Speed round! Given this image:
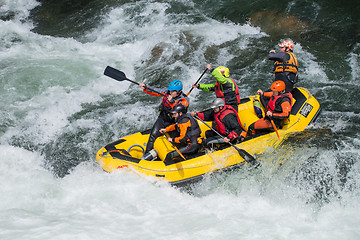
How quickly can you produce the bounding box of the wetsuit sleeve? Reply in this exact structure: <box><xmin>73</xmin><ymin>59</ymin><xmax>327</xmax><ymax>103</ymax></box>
<box><xmin>268</xmin><ymin>52</ymin><xmax>290</xmax><ymax>62</ymax></box>
<box><xmin>196</xmin><ymin>112</ymin><xmax>205</xmax><ymax>120</ymax></box>
<box><xmin>198</xmin><ymin>109</ymin><xmax>215</xmax><ymax>121</ymax></box>
<box><xmin>173</xmin><ymin>119</ymin><xmax>192</xmax><ymax>143</ymax></box>
<box><xmin>273</xmin><ymin>101</ymin><xmax>292</xmax><ymax>119</ymax></box>
<box><xmin>263</xmin><ymin>91</ymin><xmax>273</xmax><ymax>98</ymax></box>
<box><xmin>198</xmin><ymin>83</ymin><xmax>216</xmax><ymax>92</ymax></box>
<box><xmin>222</xmin><ymin>113</ymin><xmax>242</xmax><ymax>139</ymax></box>
<box><xmin>143</xmin><ymin>86</ymin><xmax>167</xmax><ymax>97</ymax></box>
<box><xmin>165</xmin><ymin>124</ymin><xmax>176</xmax><ymax>132</ymax></box>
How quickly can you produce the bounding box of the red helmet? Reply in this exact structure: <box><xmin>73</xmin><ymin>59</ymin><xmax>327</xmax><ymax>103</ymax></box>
<box><xmin>271</xmin><ymin>80</ymin><xmax>286</xmax><ymax>92</ymax></box>
<box><xmin>278</xmin><ymin>40</ymin><xmax>294</xmax><ymax>51</ymax></box>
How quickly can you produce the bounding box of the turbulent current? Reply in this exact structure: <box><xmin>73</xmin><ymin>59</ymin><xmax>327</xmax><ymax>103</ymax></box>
<box><xmin>0</xmin><ymin>0</ymin><xmax>359</xmax><ymax>239</ymax></box>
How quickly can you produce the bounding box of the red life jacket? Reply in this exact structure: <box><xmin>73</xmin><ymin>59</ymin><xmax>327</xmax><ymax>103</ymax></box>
<box><xmin>214</xmin><ymin>78</ymin><xmax>240</xmax><ymax>105</ymax></box>
<box><xmin>160</xmin><ymin>92</ymin><xmax>189</xmax><ymax>113</ymax></box>
<box><xmin>214</xmin><ymin>105</ymin><xmax>242</xmax><ymax>135</ymax></box>
<box><xmin>267</xmin><ymin>92</ymin><xmax>293</xmax><ymax>113</ymax></box>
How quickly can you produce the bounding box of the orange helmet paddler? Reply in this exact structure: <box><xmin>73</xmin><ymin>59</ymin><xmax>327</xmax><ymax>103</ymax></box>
<box><xmin>271</xmin><ymin>80</ymin><xmax>286</xmax><ymax>92</ymax></box>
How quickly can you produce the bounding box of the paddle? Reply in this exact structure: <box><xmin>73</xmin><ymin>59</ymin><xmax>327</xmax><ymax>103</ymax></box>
<box><xmin>163</xmin><ymin>133</ymin><xmax>187</xmax><ymax>161</ymax></box>
<box><xmin>186</xmin><ymin>68</ymin><xmax>207</xmax><ymax>96</ymax></box>
<box><xmin>259</xmin><ymin>94</ymin><xmax>280</xmax><ymax>140</ymax></box>
<box><xmin>104</xmin><ymin>66</ymin><xmax>166</xmax><ymax>97</ymax></box>
<box><xmin>194</xmin><ymin>115</ymin><xmax>259</xmax><ymax>166</ymax></box>
<box><xmin>270</xmin><ymin>119</ymin><xmax>281</xmax><ymax>140</ymax></box>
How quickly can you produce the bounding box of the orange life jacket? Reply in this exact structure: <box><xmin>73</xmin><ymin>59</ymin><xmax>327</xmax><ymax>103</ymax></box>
<box><xmin>274</xmin><ymin>52</ymin><xmax>298</xmax><ymax>75</ymax></box>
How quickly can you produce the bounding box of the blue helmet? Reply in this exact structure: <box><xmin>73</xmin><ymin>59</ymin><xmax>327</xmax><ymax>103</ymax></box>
<box><xmin>168</xmin><ymin>80</ymin><xmax>183</xmax><ymax>91</ymax></box>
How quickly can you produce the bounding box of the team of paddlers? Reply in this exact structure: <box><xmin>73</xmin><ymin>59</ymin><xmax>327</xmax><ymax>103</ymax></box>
<box><xmin>139</xmin><ymin>40</ymin><xmax>298</xmax><ymax>162</ymax></box>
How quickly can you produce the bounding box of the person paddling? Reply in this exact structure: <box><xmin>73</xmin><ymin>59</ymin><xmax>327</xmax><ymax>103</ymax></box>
<box><xmin>247</xmin><ymin>81</ymin><xmax>293</xmax><ymax>135</ymax></box>
<box><xmin>140</xmin><ymin>80</ymin><xmax>189</xmax><ymax>159</ymax></box>
<box><xmin>192</xmin><ymin>64</ymin><xmax>240</xmax><ymax>111</ymax></box>
<box><xmin>192</xmin><ymin>98</ymin><xmax>246</xmax><ymax>146</ymax></box>
<box><xmin>159</xmin><ymin>104</ymin><xmax>202</xmax><ymax>163</ymax></box>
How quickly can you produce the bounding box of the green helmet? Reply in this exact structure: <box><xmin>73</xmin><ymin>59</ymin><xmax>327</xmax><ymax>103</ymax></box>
<box><xmin>215</xmin><ymin>66</ymin><xmax>230</xmax><ymax>77</ymax></box>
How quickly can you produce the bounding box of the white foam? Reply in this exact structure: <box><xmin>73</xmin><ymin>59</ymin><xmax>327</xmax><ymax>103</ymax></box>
<box><xmin>0</xmin><ymin>0</ymin><xmax>40</xmax><ymax>21</ymax></box>
<box><xmin>294</xmin><ymin>43</ymin><xmax>329</xmax><ymax>84</ymax></box>
<box><xmin>347</xmin><ymin>43</ymin><xmax>360</xmax><ymax>82</ymax></box>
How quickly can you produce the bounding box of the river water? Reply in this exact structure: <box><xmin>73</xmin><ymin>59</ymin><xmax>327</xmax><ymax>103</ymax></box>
<box><xmin>1</xmin><ymin>0</ymin><xmax>359</xmax><ymax>239</ymax></box>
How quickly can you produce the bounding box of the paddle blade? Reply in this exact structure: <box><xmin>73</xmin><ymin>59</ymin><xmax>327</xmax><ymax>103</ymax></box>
<box><xmin>232</xmin><ymin>145</ymin><xmax>260</xmax><ymax>167</ymax></box>
<box><xmin>104</xmin><ymin>66</ymin><xmax>128</xmax><ymax>81</ymax></box>
<box><xmin>238</xmin><ymin>148</ymin><xmax>260</xmax><ymax>167</ymax></box>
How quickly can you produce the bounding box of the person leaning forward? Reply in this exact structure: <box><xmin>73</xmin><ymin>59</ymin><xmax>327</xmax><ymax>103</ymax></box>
<box><xmin>159</xmin><ymin>105</ymin><xmax>202</xmax><ymax>163</ymax></box>
<box><xmin>268</xmin><ymin>40</ymin><xmax>298</xmax><ymax>93</ymax></box>
<box><xmin>192</xmin><ymin>98</ymin><xmax>246</xmax><ymax>146</ymax></box>
<box><xmin>247</xmin><ymin>81</ymin><xmax>293</xmax><ymax>135</ymax></box>
<box><xmin>139</xmin><ymin>80</ymin><xmax>189</xmax><ymax>157</ymax></box>
<box><xmin>192</xmin><ymin>64</ymin><xmax>240</xmax><ymax>111</ymax></box>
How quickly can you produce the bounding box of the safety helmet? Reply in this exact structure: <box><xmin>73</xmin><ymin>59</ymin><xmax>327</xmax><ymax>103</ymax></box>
<box><xmin>278</xmin><ymin>40</ymin><xmax>294</xmax><ymax>51</ymax></box>
<box><xmin>170</xmin><ymin>104</ymin><xmax>187</xmax><ymax>114</ymax></box>
<box><xmin>211</xmin><ymin>98</ymin><xmax>225</xmax><ymax>109</ymax></box>
<box><xmin>271</xmin><ymin>80</ymin><xmax>286</xmax><ymax>92</ymax></box>
<box><xmin>215</xmin><ymin>66</ymin><xmax>230</xmax><ymax>77</ymax></box>
<box><xmin>168</xmin><ymin>80</ymin><xmax>183</xmax><ymax>91</ymax></box>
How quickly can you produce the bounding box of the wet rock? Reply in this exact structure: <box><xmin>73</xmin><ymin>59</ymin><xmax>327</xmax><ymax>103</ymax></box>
<box><xmin>249</xmin><ymin>10</ymin><xmax>309</xmax><ymax>38</ymax></box>
<box><xmin>29</xmin><ymin>0</ymin><xmax>108</xmax><ymax>38</ymax></box>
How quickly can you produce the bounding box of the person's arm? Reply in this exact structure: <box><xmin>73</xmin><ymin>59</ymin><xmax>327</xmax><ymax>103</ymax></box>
<box><xmin>196</xmin><ymin>108</ymin><xmax>214</xmax><ymax>122</ymax></box>
<box><xmin>272</xmin><ymin>101</ymin><xmax>291</xmax><ymax>119</ymax></box>
<box><xmin>268</xmin><ymin>52</ymin><xmax>290</xmax><ymax>62</ymax></box>
<box><xmin>222</xmin><ymin>114</ymin><xmax>242</xmax><ymax>140</ymax></box>
<box><xmin>198</xmin><ymin>83</ymin><xmax>216</xmax><ymax>92</ymax></box>
<box><xmin>263</xmin><ymin>91</ymin><xmax>273</xmax><ymax>98</ymax></box>
<box><xmin>143</xmin><ymin>85</ymin><xmax>167</xmax><ymax>97</ymax></box>
<box><xmin>165</xmin><ymin>124</ymin><xmax>176</xmax><ymax>132</ymax></box>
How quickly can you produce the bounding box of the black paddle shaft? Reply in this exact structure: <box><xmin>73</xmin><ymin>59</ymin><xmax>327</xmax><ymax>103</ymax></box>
<box><xmin>104</xmin><ymin>66</ymin><xmax>166</xmax><ymax>97</ymax></box>
<box><xmin>186</xmin><ymin>68</ymin><xmax>207</xmax><ymax>96</ymax></box>
<box><xmin>194</xmin><ymin>115</ymin><xmax>258</xmax><ymax>166</ymax></box>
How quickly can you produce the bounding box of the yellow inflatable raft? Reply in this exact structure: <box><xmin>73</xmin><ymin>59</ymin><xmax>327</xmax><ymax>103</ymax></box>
<box><xmin>96</xmin><ymin>87</ymin><xmax>320</xmax><ymax>186</ymax></box>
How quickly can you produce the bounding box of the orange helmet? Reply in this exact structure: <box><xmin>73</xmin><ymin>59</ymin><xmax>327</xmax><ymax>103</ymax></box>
<box><xmin>278</xmin><ymin>40</ymin><xmax>294</xmax><ymax>51</ymax></box>
<box><xmin>271</xmin><ymin>80</ymin><xmax>286</xmax><ymax>92</ymax></box>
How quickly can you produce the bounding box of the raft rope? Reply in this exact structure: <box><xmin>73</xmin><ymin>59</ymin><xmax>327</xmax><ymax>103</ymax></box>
<box><xmin>102</xmin><ymin>145</ymin><xmax>145</xmax><ymax>158</ymax></box>
<box><xmin>127</xmin><ymin>144</ymin><xmax>145</xmax><ymax>156</ymax></box>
